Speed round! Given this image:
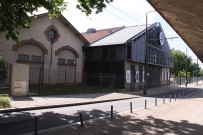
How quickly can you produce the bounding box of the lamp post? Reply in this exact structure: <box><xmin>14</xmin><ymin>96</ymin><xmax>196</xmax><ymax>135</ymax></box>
<box><xmin>185</xmin><ymin>47</ymin><xmax>188</xmax><ymax>87</ymax></box>
<box><xmin>144</xmin><ymin>10</ymin><xmax>156</xmax><ymax>95</ymax></box>
<box><xmin>196</xmin><ymin>57</ymin><xmax>198</xmax><ymax>84</ymax></box>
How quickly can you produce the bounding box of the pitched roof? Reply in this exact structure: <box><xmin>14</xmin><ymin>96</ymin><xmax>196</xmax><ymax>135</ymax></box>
<box><xmin>90</xmin><ymin>24</ymin><xmax>156</xmax><ymax>47</ymax></box>
<box><xmin>82</xmin><ymin>27</ymin><xmax>123</xmax><ymax>43</ymax></box>
<box><xmin>32</xmin><ymin>13</ymin><xmax>89</xmax><ymax>45</ymax></box>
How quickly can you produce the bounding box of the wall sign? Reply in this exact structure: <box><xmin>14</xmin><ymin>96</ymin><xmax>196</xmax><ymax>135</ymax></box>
<box><xmin>126</xmin><ymin>70</ymin><xmax>131</xmax><ymax>83</ymax></box>
<box><xmin>135</xmin><ymin>71</ymin><xmax>139</xmax><ymax>82</ymax></box>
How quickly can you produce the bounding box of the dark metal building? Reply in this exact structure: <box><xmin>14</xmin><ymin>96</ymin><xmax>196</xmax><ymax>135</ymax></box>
<box><xmin>83</xmin><ymin>23</ymin><xmax>173</xmax><ymax>91</ymax></box>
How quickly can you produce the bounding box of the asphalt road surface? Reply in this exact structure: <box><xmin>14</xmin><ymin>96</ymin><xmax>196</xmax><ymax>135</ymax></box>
<box><xmin>0</xmin><ymin>87</ymin><xmax>201</xmax><ymax>135</ymax></box>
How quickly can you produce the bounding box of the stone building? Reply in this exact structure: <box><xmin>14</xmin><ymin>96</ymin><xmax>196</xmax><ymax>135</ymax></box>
<box><xmin>0</xmin><ymin>13</ymin><xmax>89</xmax><ymax>85</ymax></box>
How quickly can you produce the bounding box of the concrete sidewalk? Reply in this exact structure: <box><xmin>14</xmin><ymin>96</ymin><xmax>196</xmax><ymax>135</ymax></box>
<box><xmin>1</xmin><ymin>82</ymin><xmax>202</xmax><ymax>112</ymax></box>
<box><xmin>36</xmin><ymin>91</ymin><xmax>203</xmax><ymax>135</ymax></box>
<box><xmin>12</xmin><ymin>85</ymin><xmax>183</xmax><ymax>108</ymax></box>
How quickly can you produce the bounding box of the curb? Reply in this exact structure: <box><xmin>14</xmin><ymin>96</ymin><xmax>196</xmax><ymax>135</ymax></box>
<box><xmin>0</xmin><ymin>97</ymin><xmax>139</xmax><ymax>113</ymax></box>
<box><xmin>0</xmin><ymin>87</ymin><xmax>186</xmax><ymax>113</ymax></box>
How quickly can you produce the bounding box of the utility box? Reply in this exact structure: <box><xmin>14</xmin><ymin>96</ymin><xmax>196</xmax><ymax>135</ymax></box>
<box><xmin>11</xmin><ymin>64</ymin><xmax>29</xmax><ymax>96</ymax></box>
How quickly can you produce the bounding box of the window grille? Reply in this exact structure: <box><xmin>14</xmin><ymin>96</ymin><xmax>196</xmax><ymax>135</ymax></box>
<box><xmin>31</xmin><ymin>55</ymin><xmax>41</xmax><ymax>62</ymax></box>
<box><xmin>18</xmin><ymin>54</ymin><xmax>29</xmax><ymax>61</ymax></box>
<box><xmin>58</xmin><ymin>58</ymin><xmax>66</xmax><ymax>64</ymax></box>
<box><xmin>67</xmin><ymin>59</ymin><xmax>74</xmax><ymax>64</ymax></box>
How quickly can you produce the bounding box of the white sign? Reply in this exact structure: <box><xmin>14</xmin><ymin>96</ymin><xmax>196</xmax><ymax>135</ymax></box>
<box><xmin>126</xmin><ymin>70</ymin><xmax>131</xmax><ymax>83</ymax></box>
<box><xmin>165</xmin><ymin>72</ymin><xmax>167</xmax><ymax>80</ymax></box>
<box><xmin>135</xmin><ymin>71</ymin><xmax>139</xmax><ymax>82</ymax></box>
<box><xmin>168</xmin><ymin>72</ymin><xmax>170</xmax><ymax>80</ymax></box>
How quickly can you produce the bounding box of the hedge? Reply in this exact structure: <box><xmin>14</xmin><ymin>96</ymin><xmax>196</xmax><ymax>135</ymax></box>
<box><xmin>0</xmin><ymin>96</ymin><xmax>11</xmax><ymax>108</ymax></box>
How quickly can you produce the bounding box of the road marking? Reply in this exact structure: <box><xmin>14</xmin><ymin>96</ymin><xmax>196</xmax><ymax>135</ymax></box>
<box><xmin>184</xmin><ymin>89</ymin><xmax>202</xmax><ymax>98</ymax></box>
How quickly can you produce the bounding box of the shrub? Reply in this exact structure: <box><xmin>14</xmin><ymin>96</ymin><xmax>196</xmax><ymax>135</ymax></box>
<box><xmin>0</xmin><ymin>96</ymin><xmax>11</xmax><ymax>108</ymax></box>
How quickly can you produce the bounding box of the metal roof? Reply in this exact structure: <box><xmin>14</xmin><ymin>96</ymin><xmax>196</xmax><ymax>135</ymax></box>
<box><xmin>90</xmin><ymin>24</ymin><xmax>154</xmax><ymax>47</ymax></box>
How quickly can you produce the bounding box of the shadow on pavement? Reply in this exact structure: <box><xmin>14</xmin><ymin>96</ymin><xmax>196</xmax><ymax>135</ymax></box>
<box><xmin>0</xmin><ymin>109</ymin><xmax>116</xmax><ymax>135</ymax></box>
<box><xmin>45</xmin><ymin>114</ymin><xmax>203</xmax><ymax>135</ymax></box>
<box><xmin>1</xmin><ymin>107</ymin><xmax>203</xmax><ymax>135</ymax></box>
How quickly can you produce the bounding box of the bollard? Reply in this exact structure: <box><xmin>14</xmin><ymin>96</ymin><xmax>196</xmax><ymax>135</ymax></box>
<box><xmin>34</xmin><ymin>117</ymin><xmax>38</xmax><ymax>135</ymax></box>
<box><xmin>170</xmin><ymin>95</ymin><xmax>171</xmax><ymax>102</ymax></box>
<box><xmin>145</xmin><ymin>100</ymin><xmax>147</xmax><ymax>109</ymax></box>
<box><xmin>111</xmin><ymin>105</ymin><xmax>113</xmax><ymax>119</ymax></box>
<box><xmin>130</xmin><ymin>102</ymin><xmax>132</xmax><ymax>113</ymax></box>
<box><xmin>163</xmin><ymin>96</ymin><xmax>165</xmax><ymax>104</ymax></box>
<box><xmin>79</xmin><ymin>112</ymin><xmax>84</xmax><ymax>127</ymax></box>
<box><xmin>155</xmin><ymin>98</ymin><xmax>157</xmax><ymax>106</ymax></box>
<box><xmin>175</xmin><ymin>94</ymin><xmax>176</xmax><ymax>101</ymax></box>
<box><xmin>179</xmin><ymin>94</ymin><xmax>180</xmax><ymax>100</ymax></box>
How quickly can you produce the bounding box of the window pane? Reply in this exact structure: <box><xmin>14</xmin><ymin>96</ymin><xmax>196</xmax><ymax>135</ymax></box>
<box><xmin>58</xmin><ymin>58</ymin><xmax>66</xmax><ymax>64</ymax></box>
<box><xmin>67</xmin><ymin>59</ymin><xmax>74</xmax><ymax>64</ymax></box>
<box><xmin>31</xmin><ymin>55</ymin><xmax>41</xmax><ymax>62</ymax></box>
<box><xmin>18</xmin><ymin>54</ymin><xmax>29</xmax><ymax>61</ymax></box>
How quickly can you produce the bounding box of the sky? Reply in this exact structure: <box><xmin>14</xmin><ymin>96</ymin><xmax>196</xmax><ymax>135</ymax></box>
<box><xmin>38</xmin><ymin>0</ymin><xmax>202</xmax><ymax>68</ymax></box>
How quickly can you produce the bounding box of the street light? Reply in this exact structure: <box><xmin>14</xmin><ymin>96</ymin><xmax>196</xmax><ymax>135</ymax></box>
<box><xmin>144</xmin><ymin>11</ymin><xmax>179</xmax><ymax>95</ymax></box>
<box><xmin>144</xmin><ymin>10</ymin><xmax>156</xmax><ymax>95</ymax></box>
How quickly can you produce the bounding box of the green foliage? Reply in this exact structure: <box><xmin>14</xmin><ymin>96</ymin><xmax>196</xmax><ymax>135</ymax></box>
<box><xmin>178</xmin><ymin>71</ymin><xmax>184</xmax><ymax>77</ymax></box>
<box><xmin>0</xmin><ymin>96</ymin><xmax>11</xmax><ymax>108</ymax></box>
<box><xmin>0</xmin><ymin>0</ymin><xmax>113</xmax><ymax>43</ymax></box>
<box><xmin>178</xmin><ymin>71</ymin><xmax>191</xmax><ymax>78</ymax></box>
<box><xmin>76</xmin><ymin>0</ymin><xmax>113</xmax><ymax>16</ymax></box>
<box><xmin>171</xmin><ymin>48</ymin><xmax>201</xmax><ymax>77</ymax></box>
<box><xmin>0</xmin><ymin>58</ymin><xmax>8</xmax><ymax>81</ymax></box>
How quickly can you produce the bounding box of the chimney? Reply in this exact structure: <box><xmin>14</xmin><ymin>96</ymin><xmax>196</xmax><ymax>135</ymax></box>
<box><xmin>86</xmin><ymin>28</ymin><xmax>96</xmax><ymax>34</ymax></box>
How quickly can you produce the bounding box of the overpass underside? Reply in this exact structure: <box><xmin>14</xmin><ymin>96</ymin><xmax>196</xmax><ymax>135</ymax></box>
<box><xmin>147</xmin><ymin>0</ymin><xmax>203</xmax><ymax>62</ymax></box>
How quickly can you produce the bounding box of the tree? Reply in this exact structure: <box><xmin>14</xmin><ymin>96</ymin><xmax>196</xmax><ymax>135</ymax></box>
<box><xmin>171</xmin><ymin>48</ymin><xmax>201</xmax><ymax>77</ymax></box>
<box><xmin>0</xmin><ymin>0</ymin><xmax>113</xmax><ymax>43</ymax></box>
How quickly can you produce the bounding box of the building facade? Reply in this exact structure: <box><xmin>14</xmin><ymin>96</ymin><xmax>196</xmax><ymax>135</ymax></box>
<box><xmin>0</xmin><ymin>13</ymin><xmax>89</xmax><ymax>85</ymax></box>
<box><xmin>83</xmin><ymin>23</ymin><xmax>173</xmax><ymax>91</ymax></box>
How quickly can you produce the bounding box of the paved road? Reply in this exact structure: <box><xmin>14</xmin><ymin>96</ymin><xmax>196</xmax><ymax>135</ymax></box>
<box><xmin>0</xmin><ymin>87</ymin><xmax>201</xmax><ymax>135</ymax></box>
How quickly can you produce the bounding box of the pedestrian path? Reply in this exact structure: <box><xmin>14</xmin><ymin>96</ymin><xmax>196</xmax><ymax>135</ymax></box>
<box><xmin>1</xmin><ymin>82</ymin><xmax>202</xmax><ymax>111</ymax></box>
<box><xmin>9</xmin><ymin>85</ymin><xmax>185</xmax><ymax>109</ymax></box>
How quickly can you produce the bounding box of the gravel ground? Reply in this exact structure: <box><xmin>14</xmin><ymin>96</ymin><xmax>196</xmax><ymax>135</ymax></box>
<box><xmin>38</xmin><ymin>89</ymin><xmax>203</xmax><ymax>135</ymax></box>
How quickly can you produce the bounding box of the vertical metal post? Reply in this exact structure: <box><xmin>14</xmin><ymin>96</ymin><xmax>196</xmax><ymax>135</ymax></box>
<box><xmin>175</xmin><ymin>94</ymin><xmax>176</xmax><ymax>101</ymax></box>
<box><xmin>100</xmin><ymin>72</ymin><xmax>102</xmax><ymax>92</ymax></box>
<box><xmin>163</xmin><ymin>96</ymin><xmax>165</xmax><ymax>104</ymax></box>
<box><xmin>179</xmin><ymin>94</ymin><xmax>180</xmax><ymax>100</ymax></box>
<box><xmin>34</xmin><ymin>117</ymin><xmax>38</xmax><ymax>135</ymax></box>
<box><xmin>38</xmin><ymin>67</ymin><xmax>42</xmax><ymax>95</ymax></box>
<box><xmin>155</xmin><ymin>97</ymin><xmax>157</xmax><ymax>106</ymax></box>
<box><xmin>196</xmin><ymin>57</ymin><xmax>198</xmax><ymax>84</ymax></box>
<box><xmin>79</xmin><ymin>113</ymin><xmax>84</xmax><ymax>127</ymax></box>
<box><xmin>145</xmin><ymin>100</ymin><xmax>147</xmax><ymax>109</ymax></box>
<box><xmin>170</xmin><ymin>95</ymin><xmax>171</xmax><ymax>102</ymax></box>
<box><xmin>185</xmin><ymin>47</ymin><xmax>188</xmax><ymax>87</ymax></box>
<box><xmin>130</xmin><ymin>102</ymin><xmax>132</xmax><ymax>113</ymax></box>
<box><xmin>84</xmin><ymin>72</ymin><xmax>86</xmax><ymax>93</ymax></box>
<box><xmin>143</xmin><ymin>13</ymin><xmax>148</xmax><ymax>95</ymax></box>
<box><xmin>111</xmin><ymin>105</ymin><xmax>113</xmax><ymax>119</ymax></box>
<box><xmin>64</xmin><ymin>70</ymin><xmax>67</xmax><ymax>94</ymax></box>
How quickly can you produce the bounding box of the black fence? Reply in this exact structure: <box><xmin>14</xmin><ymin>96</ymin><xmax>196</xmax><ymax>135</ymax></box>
<box><xmin>86</xmin><ymin>72</ymin><xmax>124</xmax><ymax>89</ymax></box>
<box><xmin>0</xmin><ymin>65</ymin><xmax>123</xmax><ymax>95</ymax></box>
<box><xmin>170</xmin><ymin>77</ymin><xmax>203</xmax><ymax>85</ymax></box>
<box><xmin>0</xmin><ymin>63</ymin><xmax>11</xmax><ymax>95</ymax></box>
<box><xmin>28</xmin><ymin>68</ymin><xmax>123</xmax><ymax>95</ymax></box>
